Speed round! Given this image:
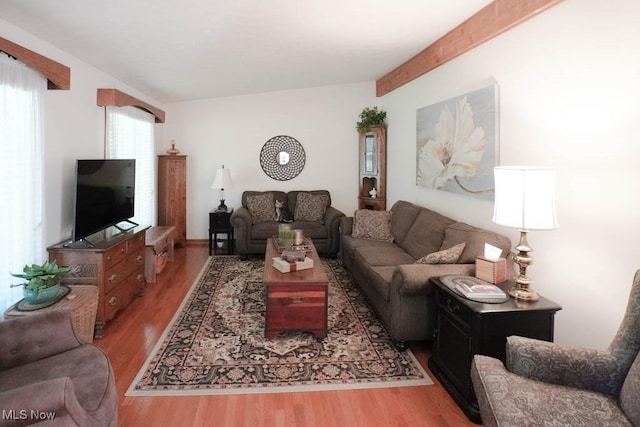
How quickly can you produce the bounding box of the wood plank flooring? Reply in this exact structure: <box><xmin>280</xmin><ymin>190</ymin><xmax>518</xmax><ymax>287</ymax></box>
<box><xmin>94</xmin><ymin>245</ymin><xmax>478</xmax><ymax>427</ymax></box>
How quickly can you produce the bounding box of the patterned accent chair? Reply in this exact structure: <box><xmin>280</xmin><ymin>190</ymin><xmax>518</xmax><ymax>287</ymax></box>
<box><xmin>471</xmin><ymin>270</ymin><xmax>640</xmax><ymax>426</ymax></box>
<box><xmin>0</xmin><ymin>309</ymin><xmax>117</xmax><ymax>426</ymax></box>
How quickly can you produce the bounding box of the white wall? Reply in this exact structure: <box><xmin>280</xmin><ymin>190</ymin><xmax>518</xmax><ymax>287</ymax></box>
<box><xmin>0</xmin><ymin>18</ymin><xmax>164</xmax><ymax>253</ymax></box>
<box><xmin>381</xmin><ymin>0</ymin><xmax>640</xmax><ymax>349</ymax></box>
<box><xmin>163</xmin><ymin>82</ymin><xmax>377</xmax><ymax>239</ymax></box>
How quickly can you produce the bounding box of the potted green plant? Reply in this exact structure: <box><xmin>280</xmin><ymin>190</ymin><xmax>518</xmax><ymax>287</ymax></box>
<box><xmin>10</xmin><ymin>261</ymin><xmax>73</xmax><ymax>304</ymax></box>
<box><xmin>356</xmin><ymin>106</ymin><xmax>387</xmax><ymax>132</ymax></box>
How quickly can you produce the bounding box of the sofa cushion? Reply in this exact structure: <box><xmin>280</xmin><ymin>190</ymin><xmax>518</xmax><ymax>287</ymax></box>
<box><xmin>294</xmin><ymin>192</ymin><xmax>329</xmax><ymax>223</ymax></box>
<box><xmin>441</xmin><ymin>222</ymin><xmax>512</xmax><ymax>264</ymax></box>
<box><xmin>400</xmin><ymin>209</ymin><xmax>455</xmax><ymax>260</ymax></box>
<box><xmin>620</xmin><ymin>351</ymin><xmax>640</xmax><ymax>425</ymax></box>
<box><xmin>352</xmin><ymin>210</ymin><xmax>393</xmax><ymax>242</ymax></box>
<box><xmin>353</xmin><ymin>245</ymin><xmax>416</xmax><ymax>269</ymax></box>
<box><xmin>246</xmin><ymin>193</ymin><xmax>277</xmax><ymax>224</ymax></box>
<box><xmin>416</xmin><ymin>242</ymin><xmax>466</xmax><ymax>264</ymax></box>
<box><xmin>341</xmin><ymin>235</ymin><xmax>396</xmax><ymax>262</ymax></box>
<box><xmin>389</xmin><ymin>201</ymin><xmax>422</xmax><ymax>246</ymax></box>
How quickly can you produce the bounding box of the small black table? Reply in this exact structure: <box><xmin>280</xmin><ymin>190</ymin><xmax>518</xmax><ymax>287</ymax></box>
<box><xmin>209</xmin><ymin>209</ymin><xmax>234</xmax><ymax>255</ymax></box>
<box><xmin>428</xmin><ymin>276</ymin><xmax>562</xmax><ymax>423</ymax></box>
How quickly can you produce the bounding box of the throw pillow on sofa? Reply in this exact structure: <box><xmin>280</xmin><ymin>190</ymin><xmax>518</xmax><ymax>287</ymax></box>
<box><xmin>247</xmin><ymin>193</ymin><xmax>277</xmax><ymax>224</ymax></box>
<box><xmin>294</xmin><ymin>192</ymin><xmax>329</xmax><ymax>223</ymax></box>
<box><xmin>415</xmin><ymin>242</ymin><xmax>466</xmax><ymax>264</ymax></box>
<box><xmin>352</xmin><ymin>209</ymin><xmax>394</xmax><ymax>242</ymax></box>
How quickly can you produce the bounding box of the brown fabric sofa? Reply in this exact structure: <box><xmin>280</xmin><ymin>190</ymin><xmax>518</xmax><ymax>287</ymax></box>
<box><xmin>231</xmin><ymin>190</ymin><xmax>345</xmax><ymax>258</ymax></box>
<box><xmin>340</xmin><ymin>200</ymin><xmax>512</xmax><ymax>349</ymax></box>
<box><xmin>0</xmin><ymin>309</ymin><xmax>117</xmax><ymax>426</ymax></box>
<box><xmin>471</xmin><ymin>270</ymin><xmax>640</xmax><ymax>427</ymax></box>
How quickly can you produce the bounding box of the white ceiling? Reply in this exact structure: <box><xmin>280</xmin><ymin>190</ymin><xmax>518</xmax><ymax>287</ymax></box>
<box><xmin>0</xmin><ymin>0</ymin><xmax>492</xmax><ymax>103</ymax></box>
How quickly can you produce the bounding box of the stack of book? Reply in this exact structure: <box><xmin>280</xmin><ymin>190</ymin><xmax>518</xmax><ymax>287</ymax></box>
<box><xmin>272</xmin><ymin>250</ymin><xmax>314</xmax><ymax>273</ymax></box>
<box><xmin>454</xmin><ymin>281</ymin><xmax>506</xmax><ymax>298</ymax></box>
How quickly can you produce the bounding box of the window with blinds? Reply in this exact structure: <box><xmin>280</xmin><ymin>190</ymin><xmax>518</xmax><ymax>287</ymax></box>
<box><xmin>105</xmin><ymin>105</ymin><xmax>156</xmax><ymax>229</ymax></box>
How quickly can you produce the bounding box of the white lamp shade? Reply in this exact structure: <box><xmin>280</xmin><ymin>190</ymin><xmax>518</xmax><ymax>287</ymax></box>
<box><xmin>493</xmin><ymin>166</ymin><xmax>559</xmax><ymax>230</ymax></box>
<box><xmin>210</xmin><ymin>166</ymin><xmax>233</xmax><ymax>190</ymax></box>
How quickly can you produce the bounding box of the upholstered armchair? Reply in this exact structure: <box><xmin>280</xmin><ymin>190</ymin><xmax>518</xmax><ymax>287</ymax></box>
<box><xmin>471</xmin><ymin>270</ymin><xmax>640</xmax><ymax>426</ymax></box>
<box><xmin>0</xmin><ymin>309</ymin><xmax>117</xmax><ymax>426</ymax></box>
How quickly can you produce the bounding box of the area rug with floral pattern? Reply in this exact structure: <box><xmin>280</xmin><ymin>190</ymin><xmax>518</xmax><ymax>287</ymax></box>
<box><xmin>126</xmin><ymin>256</ymin><xmax>432</xmax><ymax>396</ymax></box>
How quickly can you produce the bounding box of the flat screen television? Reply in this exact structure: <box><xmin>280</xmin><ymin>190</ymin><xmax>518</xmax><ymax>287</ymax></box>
<box><xmin>73</xmin><ymin>159</ymin><xmax>136</xmax><ymax>241</ymax></box>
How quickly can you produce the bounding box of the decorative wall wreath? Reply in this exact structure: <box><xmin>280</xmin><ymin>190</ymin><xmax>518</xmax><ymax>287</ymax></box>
<box><xmin>259</xmin><ymin>135</ymin><xmax>306</xmax><ymax>181</ymax></box>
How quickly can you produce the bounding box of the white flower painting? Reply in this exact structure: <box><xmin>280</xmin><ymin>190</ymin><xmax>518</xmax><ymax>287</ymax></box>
<box><xmin>416</xmin><ymin>84</ymin><xmax>498</xmax><ymax>199</ymax></box>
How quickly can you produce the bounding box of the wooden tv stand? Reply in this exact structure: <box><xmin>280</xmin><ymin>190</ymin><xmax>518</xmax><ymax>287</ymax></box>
<box><xmin>47</xmin><ymin>225</ymin><xmax>149</xmax><ymax>338</ymax></box>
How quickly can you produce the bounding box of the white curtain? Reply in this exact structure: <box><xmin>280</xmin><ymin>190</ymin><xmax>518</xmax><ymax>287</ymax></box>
<box><xmin>106</xmin><ymin>106</ymin><xmax>156</xmax><ymax>229</ymax></box>
<box><xmin>0</xmin><ymin>53</ymin><xmax>46</xmax><ymax>308</ymax></box>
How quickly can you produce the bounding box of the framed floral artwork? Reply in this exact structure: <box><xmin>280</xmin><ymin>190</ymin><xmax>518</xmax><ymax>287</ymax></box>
<box><xmin>416</xmin><ymin>84</ymin><xmax>498</xmax><ymax>199</ymax></box>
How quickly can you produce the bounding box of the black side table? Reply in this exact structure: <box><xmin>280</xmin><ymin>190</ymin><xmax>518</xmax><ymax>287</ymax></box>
<box><xmin>428</xmin><ymin>277</ymin><xmax>562</xmax><ymax>423</ymax></box>
<box><xmin>209</xmin><ymin>209</ymin><xmax>234</xmax><ymax>255</ymax></box>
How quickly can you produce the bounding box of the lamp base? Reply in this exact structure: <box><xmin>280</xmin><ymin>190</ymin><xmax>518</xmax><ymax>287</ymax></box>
<box><xmin>507</xmin><ymin>286</ymin><xmax>539</xmax><ymax>302</ymax></box>
<box><xmin>215</xmin><ymin>199</ymin><xmax>228</xmax><ymax>212</ymax></box>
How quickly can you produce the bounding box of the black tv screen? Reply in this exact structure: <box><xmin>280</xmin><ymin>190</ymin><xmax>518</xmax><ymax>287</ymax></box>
<box><xmin>73</xmin><ymin>159</ymin><xmax>136</xmax><ymax>241</ymax></box>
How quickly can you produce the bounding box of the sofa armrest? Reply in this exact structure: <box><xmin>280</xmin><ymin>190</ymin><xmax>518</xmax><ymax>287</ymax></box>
<box><xmin>340</xmin><ymin>216</ymin><xmax>353</xmax><ymax>237</ymax></box>
<box><xmin>0</xmin><ymin>377</ymin><xmax>93</xmax><ymax>426</ymax></box>
<box><xmin>230</xmin><ymin>206</ymin><xmax>252</xmax><ymax>229</ymax></box>
<box><xmin>323</xmin><ymin>206</ymin><xmax>345</xmax><ymax>255</ymax></box>
<box><xmin>0</xmin><ymin>310</ymin><xmax>82</xmax><ymax>370</ymax></box>
<box><xmin>506</xmin><ymin>336</ymin><xmax>626</xmax><ymax>396</ymax></box>
<box><xmin>392</xmin><ymin>263</ymin><xmax>475</xmax><ymax>296</ymax></box>
<box><xmin>230</xmin><ymin>207</ymin><xmax>253</xmax><ymax>255</ymax></box>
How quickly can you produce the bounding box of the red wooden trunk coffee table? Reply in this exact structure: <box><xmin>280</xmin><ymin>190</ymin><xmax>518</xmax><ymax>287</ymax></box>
<box><xmin>263</xmin><ymin>238</ymin><xmax>328</xmax><ymax>339</ymax></box>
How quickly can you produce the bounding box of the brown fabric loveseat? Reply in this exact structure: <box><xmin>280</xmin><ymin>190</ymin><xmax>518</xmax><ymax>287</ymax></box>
<box><xmin>0</xmin><ymin>309</ymin><xmax>117</xmax><ymax>426</ymax></box>
<box><xmin>340</xmin><ymin>200</ymin><xmax>512</xmax><ymax>349</ymax></box>
<box><xmin>231</xmin><ymin>190</ymin><xmax>345</xmax><ymax>258</ymax></box>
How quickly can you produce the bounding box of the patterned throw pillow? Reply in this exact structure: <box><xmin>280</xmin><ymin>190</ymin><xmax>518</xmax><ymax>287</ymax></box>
<box><xmin>415</xmin><ymin>242</ymin><xmax>466</xmax><ymax>264</ymax></box>
<box><xmin>294</xmin><ymin>193</ymin><xmax>329</xmax><ymax>223</ymax></box>
<box><xmin>246</xmin><ymin>193</ymin><xmax>276</xmax><ymax>224</ymax></box>
<box><xmin>351</xmin><ymin>210</ymin><xmax>393</xmax><ymax>242</ymax></box>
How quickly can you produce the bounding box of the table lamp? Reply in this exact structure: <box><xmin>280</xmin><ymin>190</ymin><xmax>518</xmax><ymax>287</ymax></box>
<box><xmin>492</xmin><ymin>166</ymin><xmax>558</xmax><ymax>301</ymax></box>
<box><xmin>210</xmin><ymin>165</ymin><xmax>233</xmax><ymax>212</ymax></box>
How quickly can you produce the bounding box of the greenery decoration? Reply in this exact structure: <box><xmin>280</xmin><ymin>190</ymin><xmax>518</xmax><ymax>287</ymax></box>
<box><xmin>356</xmin><ymin>107</ymin><xmax>387</xmax><ymax>132</ymax></box>
<box><xmin>10</xmin><ymin>261</ymin><xmax>73</xmax><ymax>293</ymax></box>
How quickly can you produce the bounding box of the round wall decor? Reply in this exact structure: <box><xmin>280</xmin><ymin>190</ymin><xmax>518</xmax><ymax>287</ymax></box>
<box><xmin>259</xmin><ymin>135</ymin><xmax>306</xmax><ymax>181</ymax></box>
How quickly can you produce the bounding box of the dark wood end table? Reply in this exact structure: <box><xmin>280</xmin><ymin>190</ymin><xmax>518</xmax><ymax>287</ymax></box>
<box><xmin>209</xmin><ymin>209</ymin><xmax>234</xmax><ymax>255</ymax></box>
<box><xmin>428</xmin><ymin>276</ymin><xmax>562</xmax><ymax>423</ymax></box>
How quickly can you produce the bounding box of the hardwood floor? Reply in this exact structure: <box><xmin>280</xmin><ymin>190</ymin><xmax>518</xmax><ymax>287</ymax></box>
<box><xmin>94</xmin><ymin>245</ymin><xmax>478</xmax><ymax>427</ymax></box>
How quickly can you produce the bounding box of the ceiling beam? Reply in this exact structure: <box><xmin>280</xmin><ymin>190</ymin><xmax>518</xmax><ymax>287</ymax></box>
<box><xmin>376</xmin><ymin>0</ymin><xmax>565</xmax><ymax>97</ymax></box>
<box><xmin>0</xmin><ymin>36</ymin><xmax>70</xmax><ymax>90</ymax></box>
<box><xmin>97</xmin><ymin>88</ymin><xmax>165</xmax><ymax>123</ymax></box>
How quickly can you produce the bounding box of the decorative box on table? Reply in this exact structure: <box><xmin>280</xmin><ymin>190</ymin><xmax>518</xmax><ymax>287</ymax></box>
<box><xmin>475</xmin><ymin>256</ymin><xmax>507</xmax><ymax>284</ymax></box>
<box><xmin>272</xmin><ymin>256</ymin><xmax>314</xmax><ymax>273</ymax></box>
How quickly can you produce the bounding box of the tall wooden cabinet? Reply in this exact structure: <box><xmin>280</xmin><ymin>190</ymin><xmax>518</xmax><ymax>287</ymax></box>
<box><xmin>358</xmin><ymin>125</ymin><xmax>387</xmax><ymax>210</ymax></box>
<box><xmin>157</xmin><ymin>155</ymin><xmax>187</xmax><ymax>245</ymax></box>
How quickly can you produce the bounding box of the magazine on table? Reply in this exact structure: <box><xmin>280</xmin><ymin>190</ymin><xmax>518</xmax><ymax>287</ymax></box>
<box><xmin>454</xmin><ymin>281</ymin><xmax>506</xmax><ymax>298</ymax></box>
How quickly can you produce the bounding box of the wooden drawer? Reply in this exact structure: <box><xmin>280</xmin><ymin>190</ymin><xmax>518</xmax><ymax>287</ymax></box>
<box><xmin>104</xmin><ymin>241</ymin><xmax>127</xmax><ymax>269</ymax></box>
<box><xmin>104</xmin><ymin>264</ymin><xmax>127</xmax><ymax>294</ymax></box>
<box><xmin>103</xmin><ymin>249</ymin><xmax>144</xmax><ymax>294</ymax></box>
<box><xmin>103</xmin><ymin>277</ymin><xmax>138</xmax><ymax>321</ymax></box>
<box><xmin>438</xmin><ymin>289</ymin><xmax>472</xmax><ymax>327</ymax></box>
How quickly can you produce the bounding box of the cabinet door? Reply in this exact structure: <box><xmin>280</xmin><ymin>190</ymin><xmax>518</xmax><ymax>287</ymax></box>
<box><xmin>435</xmin><ymin>303</ymin><xmax>472</xmax><ymax>397</ymax></box>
